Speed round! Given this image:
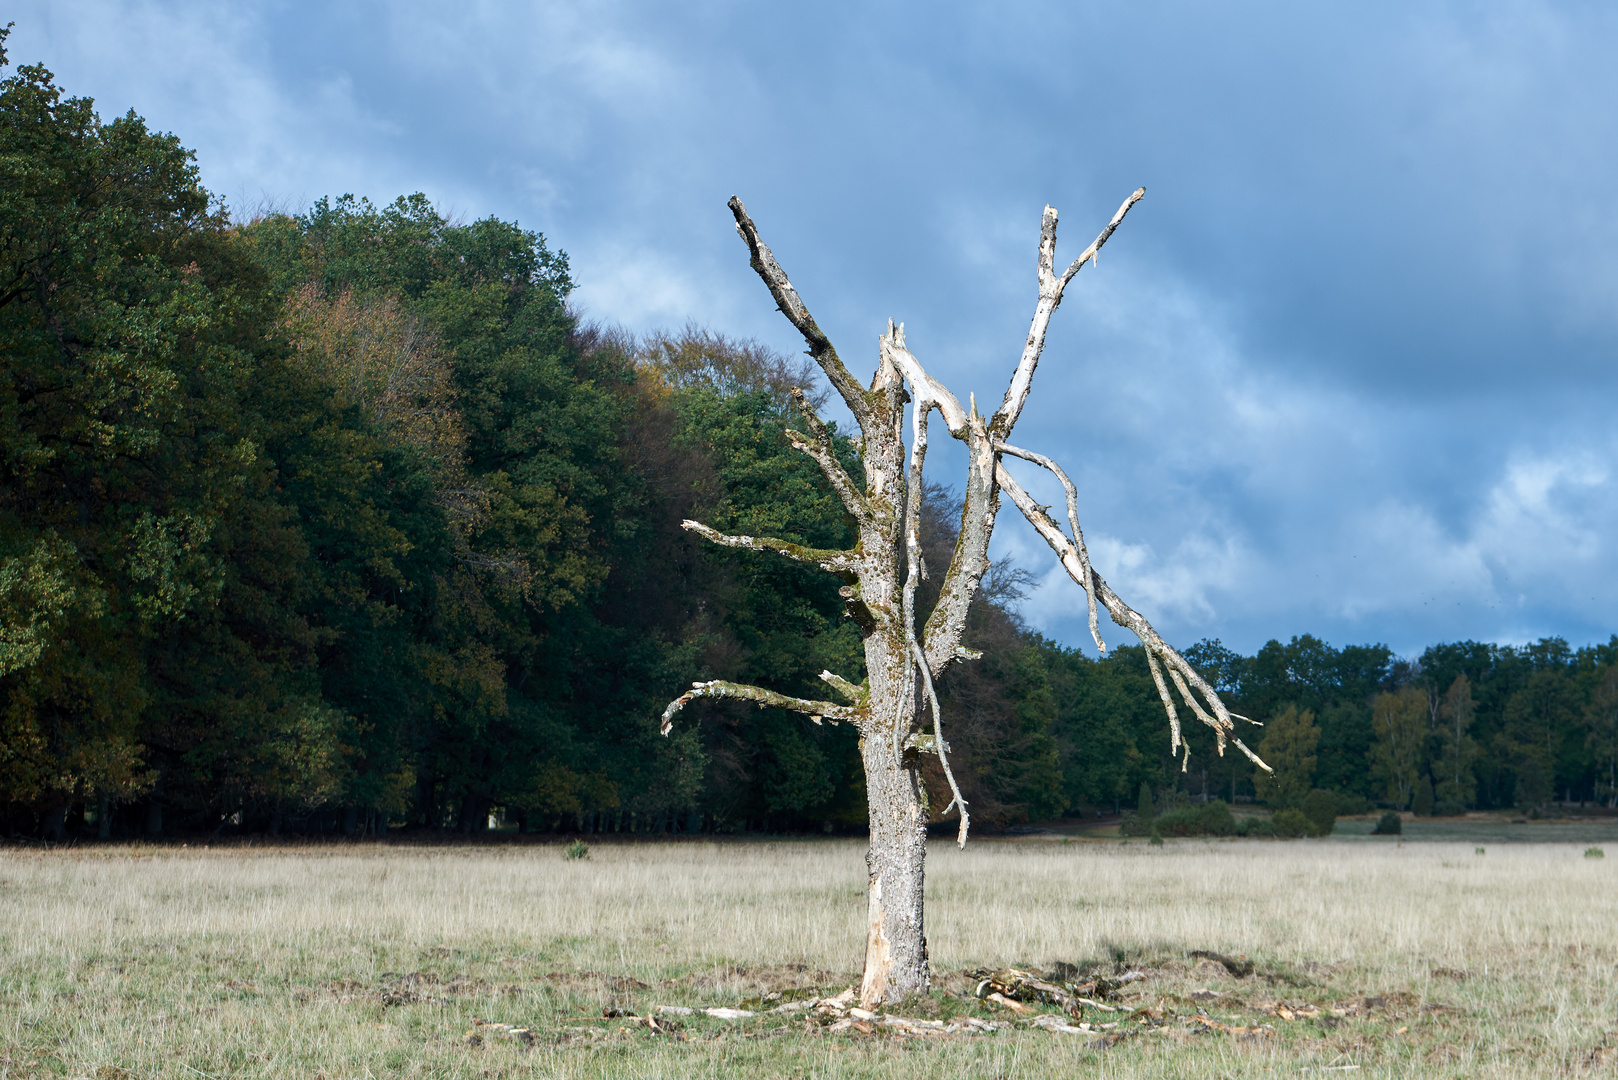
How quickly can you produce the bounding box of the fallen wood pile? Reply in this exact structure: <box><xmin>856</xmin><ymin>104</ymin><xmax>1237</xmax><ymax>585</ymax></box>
<box><xmin>465</xmin><ymin>962</ymin><xmax>1447</xmax><ymax>1050</ymax></box>
<box><xmin>969</xmin><ymin>966</ymin><xmax>1148</xmax><ymax>1020</ymax></box>
<box><xmin>658</xmin><ymin>987</ymin><xmax>1003</xmax><ymax>1038</ymax></box>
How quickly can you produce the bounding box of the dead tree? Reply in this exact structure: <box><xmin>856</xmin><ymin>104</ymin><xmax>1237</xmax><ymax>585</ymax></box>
<box><xmin>661</xmin><ymin>191</ymin><xmax>1269</xmax><ymax>1007</ymax></box>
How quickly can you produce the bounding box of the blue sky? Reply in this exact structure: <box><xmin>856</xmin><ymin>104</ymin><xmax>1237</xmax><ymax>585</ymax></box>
<box><xmin>15</xmin><ymin>2</ymin><xmax>1618</xmax><ymax>658</ymax></box>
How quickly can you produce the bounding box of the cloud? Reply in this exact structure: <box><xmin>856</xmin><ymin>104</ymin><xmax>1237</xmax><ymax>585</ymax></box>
<box><xmin>15</xmin><ymin>0</ymin><xmax>1618</xmax><ymax>657</ymax></box>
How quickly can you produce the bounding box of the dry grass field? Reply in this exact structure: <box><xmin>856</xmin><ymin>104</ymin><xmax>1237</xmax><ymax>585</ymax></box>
<box><xmin>2</xmin><ymin>834</ymin><xmax>1615</xmax><ymax>1078</ymax></box>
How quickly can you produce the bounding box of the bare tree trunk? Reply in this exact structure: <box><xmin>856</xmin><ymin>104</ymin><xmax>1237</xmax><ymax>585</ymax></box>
<box><xmin>661</xmin><ymin>191</ymin><xmax>1269</xmax><ymax>1009</ymax></box>
<box><xmin>858</xmin><ymin>717</ymin><xmax>929</xmax><ymax>1002</ymax></box>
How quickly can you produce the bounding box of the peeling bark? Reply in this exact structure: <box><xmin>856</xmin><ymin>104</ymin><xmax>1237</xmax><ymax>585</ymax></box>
<box><xmin>660</xmin><ymin>191</ymin><xmax>1267</xmax><ymax>1007</ymax></box>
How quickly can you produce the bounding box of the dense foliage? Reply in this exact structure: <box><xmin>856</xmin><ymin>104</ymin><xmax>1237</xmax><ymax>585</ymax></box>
<box><xmin>3</xmin><ymin>44</ymin><xmax>1616</xmax><ymax>838</ymax></box>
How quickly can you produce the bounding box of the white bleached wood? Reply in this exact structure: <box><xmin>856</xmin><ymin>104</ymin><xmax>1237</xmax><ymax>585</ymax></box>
<box><xmin>992</xmin><ymin>188</ymin><xmax>1145</xmax><ymax>437</ymax></box>
<box><xmin>994</xmin><ymin>461</ymin><xmax>1270</xmax><ymax>771</ymax></box>
<box><xmin>662</xmin><ymin>189</ymin><xmax>1266</xmax><ymax>1008</ymax></box>
<box><xmin>996</xmin><ymin>440</ymin><xmax>1104</xmax><ymax>653</ymax></box>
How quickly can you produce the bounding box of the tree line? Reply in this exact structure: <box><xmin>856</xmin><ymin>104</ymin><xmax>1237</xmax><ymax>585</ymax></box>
<box><xmin>2</xmin><ymin>41</ymin><xmax>1614</xmax><ymax>839</ymax></box>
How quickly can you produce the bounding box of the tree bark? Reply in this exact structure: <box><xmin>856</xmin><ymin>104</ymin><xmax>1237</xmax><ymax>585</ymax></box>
<box><xmin>857</xmin><ymin>712</ymin><xmax>929</xmax><ymax>1003</ymax></box>
<box><xmin>663</xmin><ymin>190</ymin><xmax>1268</xmax><ymax>1011</ymax></box>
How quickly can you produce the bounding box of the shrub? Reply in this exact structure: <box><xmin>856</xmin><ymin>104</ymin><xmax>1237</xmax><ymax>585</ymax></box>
<box><xmin>1237</xmin><ymin>816</ymin><xmax>1275</xmax><ymax>837</ymax></box>
<box><xmin>1137</xmin><ymin>780</ymin><xmax>1155</xmax><ymax>820</ymax></box>
<box><xmin>1153</xmin><ymin>800</ymin><xmax>1238</xmax><ymax>838</ymax></box>
<box><xmin>1301</xmin><ymin>790</ymin><xmax>1338</xmax><ymax>837</ymax></box>
<box><xmin>1333</xmin><ymin>792</ymin><xmax>1373</xmax><ymax>815</ymax></box>
<box><xmin>1148</xmin><ymin>825</ymin><xmax>1164</xmax><ymax>846</ymax></box>
<box><xmin>1272</xmin><ymin>808</ymin><xmax>1313</xmax><ymax>838</ymax></box>
<box><xmin>1434</xmin><ymin>799</ymin><xmax>1466</xmax><ymax>818</ymax></box>
<box><xmin>563</xmin><ymin>839</ymin><xmax>590</xmax><ymax>860</ymax></box>
<box><xmin>1585</xmin><ymin>847</ymin><xmax>1605</xmax><ymax>859</ymax></box>
<box><xmin>1371</xmin><ymin>811</ymin><xmax>1402</xmax><ymax>835</ymax></box>
<box><xmin>1412</xmin><ymin>776</ymin><xmax>1435</xmax><ymax>817</ymax></box>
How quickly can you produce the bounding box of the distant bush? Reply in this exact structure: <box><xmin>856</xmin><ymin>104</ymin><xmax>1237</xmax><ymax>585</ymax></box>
<box><xmin>1333</xmin><ymin>792</ymin><xmax>1373</xmax><ymax>815</ymax></box>
<box><xmin>1301</xmin><ymin>790</ymin><xmax>1338</xmax><ymax>837</ymax></box>
<box><xmin>1371</xmin><ymin>811</ymin><xmax>1402</xmax><ymax>835</ymax></box>
<box><xmin>563</xmin><ymin>839</ymin><xmax>590</xmax><ymax>860</ymax></box>
<box><xmin>1585</xmin><ymin>847</ymin><xmax>1604</xmax><ymax>859</ymax></box>
<box><xmin>1153</xmin><ymin>800</ymin><xmax>1238</xmax><ymax>838</ymax></box>
<box><xmin>1412</xmin><ymin>777</ymin><xmax>1435</xmax><ymax>817</ymax></box>
<box><xmin>1434</xmin><ymin>799</ymin><xmax>1466</xmax><ymax>818</ymax></box>
<box><xmin>1237</xmin><ymin>816</ymin><xmax>1276</xmax><ymax>837</ymax></box>
<box><xmin>1272</xmin><ymin>808</ymin><xmax>1314</xmax><ymax>838</ymax></box>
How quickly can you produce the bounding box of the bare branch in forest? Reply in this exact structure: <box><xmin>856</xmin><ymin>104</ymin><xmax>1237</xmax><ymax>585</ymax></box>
<box><xmin>728</xmin><ymin>197</ymin><xmax>870</xmax><ymax>424</ymax></box>
<box><xmin>680</xmin><ymin>520</ymin><xmax>859</xmax><ymax>575</ymax></box>
<box><xmin>819</xmin><ymin>670</ymin><xmax>865</xmax><ymax>702</ymax></box>
<box><xmin>784</xmin><ymin>387</ymin><xmax>869</xmax><ymax>523</ymax></box>
<box><xmin>659</xmin><ymin>679</ymin><xmax>861</xmax><ymax>735</ymax></box>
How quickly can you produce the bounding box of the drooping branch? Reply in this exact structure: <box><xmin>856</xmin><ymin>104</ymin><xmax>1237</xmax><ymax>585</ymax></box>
<box><xmin>893</xmin><ymin>379</ymin><xmax>968</xmax><ymax>845</ymax></box>
<box><xmin>660</xmin><ymin>679</ymin><xmax>861</xmax><ymax>735</ymax></box>
<box><xmin>995</xmin><ymin>461</ymin><xmax>1269</xmax><ymax>772</ymax></box>
<box><xmin>680</xmin><ymin>520</ymin><xmax>860</xmax><ymax>576</ymax></box>
<box><xmin>784</xmin><ymin>387</ymin><xmax>869</xmax><ymax>524</ymax></box>
<box><xmin>991</xmin><ymin>188</ymin><xmax>1146</xmax><ymax>438</ymax></box>
<box><xmin>1143</xmin><ymin>647</ymin><xmax>1186</xmax><ymax>768</ymax></box>
<box><xmin>996</xmin><ymin>440</ymin><xmax>1104</xmax><ymax>654</ymax></box>
<box><xmin>728</xmin><ymin>197</ymin><xmax>871</xmax><ymax>425</ymax></box>
<box><xmin>914</xmin><ymin>639</ymin><xmax>969</xmax><ymax>847</ymax></box>
<box><xmin>896</xmin><ymin>376</ymin><xmax>931</xmax><ymax>766</ymax></box>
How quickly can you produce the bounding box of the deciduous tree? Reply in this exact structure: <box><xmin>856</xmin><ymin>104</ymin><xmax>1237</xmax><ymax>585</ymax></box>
<box><xmin>1252</xmin><ymin>706</ymin><xmax>1319</xmax><ymax>808</ymax></box>
<box><xmin>1371</xmin><ymin>687</ymin><xmax>1426</xmax><ymax>809</ymax></box>
<box><xmin>1434</xmin><ymin>674</ymin><xmax>1477</xmax><ymax>811</ymax></box>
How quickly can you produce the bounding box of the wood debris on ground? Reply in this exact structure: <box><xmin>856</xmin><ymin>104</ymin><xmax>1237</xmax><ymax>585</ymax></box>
<box><xmin>469</xmin><ymin>961</ymin><xmax>1454</xmax><ymax>1051</ymax></box>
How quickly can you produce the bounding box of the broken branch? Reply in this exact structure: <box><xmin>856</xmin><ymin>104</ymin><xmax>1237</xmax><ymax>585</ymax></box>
<box><xmin>682</xmin><ymin>519</ymin><xmax>859</xmax><ymax>575</ymax></box>
<box><xmin>993</xmin><ymin>188</ymin><xmax>1146</xmax><ymax>437</ymax></box>
<box><xmin>784</xmin><ymin>387</ymin><xmax>869</xmax><ymax>523</ymax></box>
<box><xmin>819</xmin><ymin>670</ymin><xmax>865</xmax><ymax>703</ymax></box>
<box><xmin>659</xmin><ymin>679</ymin><xmax>860</xmax><ymax>735</ymax></box>
<box><xmin>728</xmin><ymin>197</ymin><xmax>870</xmax><ymax>424</ymax></box>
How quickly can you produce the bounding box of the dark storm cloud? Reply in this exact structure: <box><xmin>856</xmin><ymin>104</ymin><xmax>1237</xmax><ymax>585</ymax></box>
<box><xmin>17</xmin><ymin>0</ymin><xmax>1618</xmax><ymax>655</ymax></box>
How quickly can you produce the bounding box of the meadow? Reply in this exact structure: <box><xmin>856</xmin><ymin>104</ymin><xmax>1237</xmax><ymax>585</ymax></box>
<box><xmin>1</xmin><ymin>829</ymin><xmax>1615</xmax><ymax>1078</ymax></box>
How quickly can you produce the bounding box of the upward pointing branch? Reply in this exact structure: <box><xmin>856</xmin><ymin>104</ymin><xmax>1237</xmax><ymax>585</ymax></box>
<box><xmin>992</xmin><ymin>188</ymin><xmax>1145</xmax><ymax>438</ymax></box>
<box><xmin>784</xmin><ymin>387</ymin><xmax>870</xmax><ymax>525</ymax></box>
<box><xmin>729</xmin><ymin>197</ymin><xmax>871</xmax><ymax>427</ymax></box>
